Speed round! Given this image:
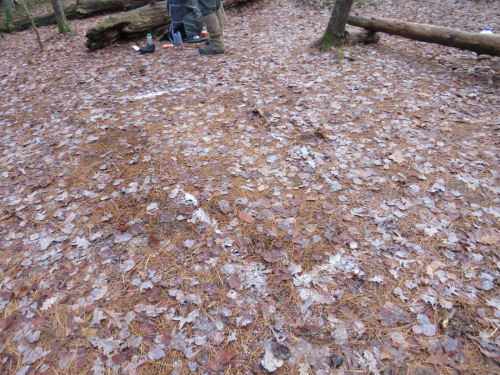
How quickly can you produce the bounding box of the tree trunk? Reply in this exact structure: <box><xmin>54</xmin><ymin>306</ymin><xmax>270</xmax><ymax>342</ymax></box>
<box><xmin>86</xmin><ymin>0</ymin><xmax>256</xmax><ymax>51</ymax></box>
<box><xmin>50</xmin><ymin>0</ymin><xmax>71</xmax><ymax>33</ymax></box>
<box><xmin>0</xmin><ymin>0</ymin><xmax>151</xmax><ymax>32</ymax></box>
<box><xmin>312</xmin><ymin>0</ymin><xmax>354</xmax><ymax>50</ymax></box>
<box><xmin>347</xmin><ymin>15</ymin><xmax>500</xmax><ymax>56</ymax></box>
<box><xmin>2</xmin><ymin>0</ymin><xmax>13</xmax><ymax>26</ymax></box>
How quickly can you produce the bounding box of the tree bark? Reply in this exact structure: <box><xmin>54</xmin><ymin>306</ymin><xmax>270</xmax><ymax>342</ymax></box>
<box><xmin>0</xmin><ymin>0</ymin><xmax>151</xmax><ymax>32</ymax></box>
<box><xmin>312</xmin><ymin>0</ymin><xmax>354</xmax><ymax>50</ymax></box>
<box><xmin>86</xmin><ymin>0</ymin><xmax>256</xmax><ymax>51</ymax></box>
<box><xmin>2</xmin><ymin>0</ymin><xmax>13</xmax><ymax>26</ymax></box>
<box><xmin>347</xmin><ymin>15</ymin><xmax>500</xmax><ymax>56</ymax></box>
<box><xmin>50</xmin><ymin>0</ymin><xmax>71</xmax><ymax>33</ymax></box>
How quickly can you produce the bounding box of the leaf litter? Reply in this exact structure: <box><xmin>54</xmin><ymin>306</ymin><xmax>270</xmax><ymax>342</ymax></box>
<box><xmin>0</xmin><ymin>0</ymin><xmax>499</xmax><ymax>373</ymax></box>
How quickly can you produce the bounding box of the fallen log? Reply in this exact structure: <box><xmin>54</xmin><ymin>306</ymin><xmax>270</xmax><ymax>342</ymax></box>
<box><xmin>347</xmin><ymin>15</ymin><xmax>500</xmax><ymax>56</ymax></box>
<box><xmin>85</xmin><ymin>0</ymin><xmax>255</xmax><ymax>51</ymax></box>
<box><xmin>344</xmin><ymin>27</ymin><xmax>380</xmax><ymax>45</ymax></box>
<box><xmin>0</xmin><ymin>0</ymin><xmax>151</xmax><ymax>33</ymax></box>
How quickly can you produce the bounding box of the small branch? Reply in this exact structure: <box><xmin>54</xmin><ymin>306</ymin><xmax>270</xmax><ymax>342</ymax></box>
<box><xmin>18</xmin><ymin>0</ymin><xmax>44</xmax><ymax>50</ymax></box>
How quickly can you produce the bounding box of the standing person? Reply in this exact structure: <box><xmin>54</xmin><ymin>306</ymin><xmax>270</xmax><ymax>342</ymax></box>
<box><xmin>198</xmin><ymin>0</ymin><xmax>225</xmax><ymax>54</ymax></box>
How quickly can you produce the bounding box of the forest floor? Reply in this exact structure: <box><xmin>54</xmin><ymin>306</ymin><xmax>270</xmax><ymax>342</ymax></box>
<box><xmin>0</xmin><ymin>0</ymin><xmax>499</xmax><ymax>374</ymax></box>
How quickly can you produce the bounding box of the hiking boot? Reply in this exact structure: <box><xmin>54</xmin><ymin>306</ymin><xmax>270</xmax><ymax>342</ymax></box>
<box><xmin>198</xmin><ymin>45</ymin><xmax>225</xmax><ymax>55</ymax></box>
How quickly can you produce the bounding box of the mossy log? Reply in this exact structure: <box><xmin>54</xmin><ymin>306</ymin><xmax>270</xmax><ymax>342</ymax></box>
<box><xmin>85</xmin><ymin>0</ymin><xmax>255</xmax><ymax>51</ymax></box>
<box><xmin>0</xmin><ymin>0</ymin><xmax>151</xmax><ymax>32</ymax></box>
<box><xmin>347</xmin><ymin>15</ymin><xmax>500</xmax><ymax>56</ymax></box>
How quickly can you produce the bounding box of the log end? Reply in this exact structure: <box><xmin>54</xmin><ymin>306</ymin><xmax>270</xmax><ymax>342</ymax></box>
<box><xmin>346</xmin><ymin>27</ymin><xmax>380</xmax><ymax>45</ymax></box>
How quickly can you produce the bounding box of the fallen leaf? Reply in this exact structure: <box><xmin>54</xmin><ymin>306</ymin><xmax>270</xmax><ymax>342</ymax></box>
<box><xmin>260</xmin><ymin>348</ymin><xmax>284</xmax><ymax>372</ymax></box>
<box><xmin>262</xmin><ymin>251</ymin><xmax>282</xmax><ymax>263</ymax></box>
<box><xmin>389</xmin><ymin>150</ymin><xmax>405</xmax><ymax>164</ymax></box>
<box><xmin>238</xmin><ymin>210</ymin><xmax>255</xmax><ymax>224</ymax></box>
<box><xmin>209</xmin><ymin>349</ymin><xmax>233</xmax><ymax>371</ymax></box>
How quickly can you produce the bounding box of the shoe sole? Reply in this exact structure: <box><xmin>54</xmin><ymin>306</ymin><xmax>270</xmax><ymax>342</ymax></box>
<box><xmin>199</xmin><ymin>48</ymin><xmax>225</xmax><ymax>55</ymax></box>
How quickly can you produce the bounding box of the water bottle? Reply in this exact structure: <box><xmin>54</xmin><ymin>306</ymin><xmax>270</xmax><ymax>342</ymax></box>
<box><xmin>147</xmin><ymin>33</ymin><xmax>153</xmax><ymax>45</ymax></box>
<box><xmin>480</xmin><ymin>27</ymin><xmax>493</xmax><ymax>34</ymax></box>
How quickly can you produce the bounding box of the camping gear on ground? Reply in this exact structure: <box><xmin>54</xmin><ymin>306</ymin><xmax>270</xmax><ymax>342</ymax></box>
<box><xmin>161</xmin><ymin>0</ymin><xmax>208</xmax><ymax>43</ymax></box>
<box><xmin>173</xmin><ymin>30</ymin><xmax>183</xmax><ymax>44</ymax></box>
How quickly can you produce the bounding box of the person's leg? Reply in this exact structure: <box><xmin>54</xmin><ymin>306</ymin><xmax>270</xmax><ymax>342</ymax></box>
<box><xmin>199</xmin><ymin>9</ymin><xmax>224</xmax><ymax>54</ymax></box>
<box><xmin>215</xmin><ymin>7</ymin><xmax>224</xmax><ymax>31</ymax></box>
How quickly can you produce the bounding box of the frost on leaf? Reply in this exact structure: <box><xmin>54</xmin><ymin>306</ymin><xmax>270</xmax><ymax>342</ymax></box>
<box><xmin>22</xmin><ymin>346</ymin><xmax>49</xmax><ymax>364</ymax></box>
<box><xmin>88</xmin><ymin>336</ymin><xmax>121</xmax><ymax>356</ymax></box>
<box><xmin>388</xmin><ymin>150</ymin><xmax>405</xmax><ymax>164</ymax></box>
<box><xmin>188</xmin><ymin>208</ymin><xmax>218</xmax><ymax>228</ymax></box>
<box><xmin>299</xmin><ymin>288</ymin><xmax>335</xmax><ymax>305</ymax></box>
<box><xmin>148</xmin><ymin>346</ymin><xmax>165</xmax><ymax>360</ymax></box>
<box><xmin>173</xmin><ymin>309</ymin><xmax>199</xmax><ymax>329</ymax></box>
<box><xmin>294</xmin><ymin>253</ymin><xmax>364</xmax><ymax>289</ymax></box>
<box><xmin>40</xmin><ymin>293</ymin><xmax>64</xmax><ymax>311</ymax></box>
<box><xmin>377</xmin><ymin>302</ymin><xmax>412</xmax><ymax>327</ymax></box>
<box><xmin>119</xmin><ymin>259</ymin><xmax>136</xmax><ymax>273</ymax></box>
<box><xmin>221</xmin><ymin>262</ymin><xmax>270</xmax><ymax>292</ymax></box>
<box><xmin>363</xmin><ymin>350</ymin><xmax>380</xmax><ymax>375</ymax></box>
<box><xmin>0</xmin><ymin>1</ymin><xmax>498</xmax><ymax>373</ymax></box>
<box><xmin>72</xmin><ymin>236</ymin><xmax>91</xmax><ymax>249</ymax></box>
<box><xmin>260</xmin><ymin>348</ymin><xmax>284</xmax><ymax>372</ymax></box>
<box><xmin>412</xmin><ymin>314</ymin><xmax>436</xmax><ymax>336</ymax></box>
<box><xmin>114</xmin><ymin>232</ymin><xmax>132</xmax><ymax>243</ymax></box>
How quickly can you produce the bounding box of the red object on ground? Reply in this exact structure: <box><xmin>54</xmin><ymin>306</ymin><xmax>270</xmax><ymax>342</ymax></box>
<box><xmin>202</xmin><ymin>31</ymin><xmax>208</xmax><ymax>37</ymax></box>
<box><xmin>163</xmin><ymin>44</ymin><xmax>173</xmax><ymax>49</ymax></box>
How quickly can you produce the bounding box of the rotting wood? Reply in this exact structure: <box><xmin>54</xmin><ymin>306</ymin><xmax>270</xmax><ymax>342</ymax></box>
<box><xmin>344</xmin><ymin>27</ymin><xmax>380</xmax><ymax>45</ymax></box>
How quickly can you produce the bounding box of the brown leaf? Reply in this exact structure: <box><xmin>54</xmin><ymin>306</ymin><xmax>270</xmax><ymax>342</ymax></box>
<box><xmin>76</xmin><ymin>357</ymin><xmax>89</xmax><ymax>369</ymax></box>
<box><xmin>228</xmin><ymin>276</ymin><xmax>241</xmax><ymax>289</ymax></box>
<box><xmin>377</xmin><ymin>302</ymin><xmax>412</xmax><ymax>327</ymax></box>
<box><xmin>238</xmin><ymin>210</ymin><xmax>255</xmax><ymax>224</ymax></box>
<box><xmin>478</xmin><ymin>236</ymin><xmax>494</xmax><ymax>245</ymax></box>
<box><xmin>129</xmin><ymin>224</ymin><xmax>143</xmax><ymax>236</ymax></box>
<box><xmin>274</xmin><ymin>268</ymin><xmax>293</xmax><ymax>282</ymax></box>
<box><xmin>148</xmin><ymin>235</ymin><xmax>160</xmax><ymax>247</ymax></box>
<box><xmin>0</xmin><ymin>316</ymin><xmax>16</xmax><ymax>332</ymax></box>
<box><xmin>341</xmin><ymin>213</ymin><xmax>354</xmax><ymax>222</ymax></box>
<box><xmin>262</xmin><ymin>251</ymin><xmax>282</xmax><ymax>263</ymax></box>
<box><xmin>209</xmin><ymin>349</ymin><xmax>234</xmax><ymax>371</ymax></box>
<box><xmin>111</xmin><ymin>352</ymin><xmax>128</xmax><ymax>365</ymax></box>
<box><xmin>82</xmin><ymin>328</ymin><xmax>98</xmax><ymax>337</ymax></box>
